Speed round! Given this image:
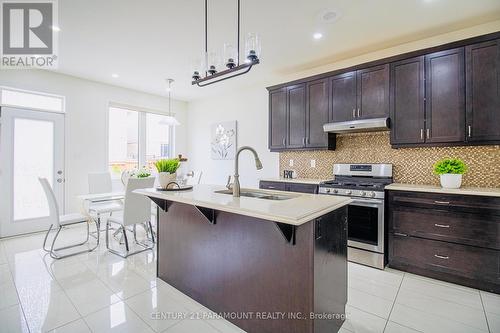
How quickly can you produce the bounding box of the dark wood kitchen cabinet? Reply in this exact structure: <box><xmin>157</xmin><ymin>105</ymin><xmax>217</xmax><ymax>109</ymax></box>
<box><xmin>287</xmin><ymin>84</ymin><xmax>307</xmax><ymax>149</ymax></box>
<box><xmin>268</xmin><ymin>82</ymin><xmax>335</xmax><ymax>152</ymax></box>
<box><xmin>387</xmin><ymin>190</ymin><xmax>500</xmax><ymax>293</ymax></box>
<box><xmin>466</xmin><ymin>39</ymin><xmax>500</xmax><ymax>142</ymax></box>
<box><xmin>390</xmin><ymin>56</ymin><xmax>425</xmax><ymax>145</ymax></box>
<box><xmin>268</xmin><ymin>88</ymin><xmax>287</xmax><ymax>150</ymax></box>
<box><xmin>357</xmin><ymin>64</ymin><xmax>390</xmax><ymax>119</ymax></box>
<box><xmin>330</xmin><ymin>65</ymin><xmax>389</xmax><ymax>122</ymax></box>
<box><xmin>260</xmin><ymin>181</ymin><xmax>318</xmax><ymax>194</ymax></box>
<box><xmin>306</xmin><ymin>78</ymin><xmax>330</xmax><ymax>148</ymax></box>
<box><xmin>330</xmin><ymin>72</ymin><xmax>357</xmax><ymax>122</ymax></box>
<box><xmin>269</xmin><ymin>31</ymin><xmax>500</xmax><ymax>150</ymax></box>
<box><xmin>391</xmin><ymin>49</ymin><xmax>467</xmax><ymax>147</ymax></box>
<box><xmin>425</xmin><ymin>48</ymin><xmax>466</xmax><ymax>144</ymax></box>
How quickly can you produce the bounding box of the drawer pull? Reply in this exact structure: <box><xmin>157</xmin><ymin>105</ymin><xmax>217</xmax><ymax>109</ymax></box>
<box><xmin>267</xmin><ymin>186</ymin><xmax>276</xmax><ymax>189</ymax></box>
<box><xmin>434</xmin><ymin>254</ymin><xmax>449</xmax><ymax>260</ymax></box>
<box><xmin>434</xmin><ymin>201</ymin><xmax>450</xmax><ymax>205</ymax></box>
<box><xmin>394</xmin><ymin>232</ymin><xmax>408</xmax><ymax>237</ymax></box>
<box><xmin>434</xmin><ymin>224</ymin><xmax>450</xmax><ymax>228</ymax></box>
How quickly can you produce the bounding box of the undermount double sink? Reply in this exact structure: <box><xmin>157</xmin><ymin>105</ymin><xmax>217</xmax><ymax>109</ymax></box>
<box><xmin>215</xmin><ymin>189</ymin><xmax>297</xmax><ymax>201</ymax></box>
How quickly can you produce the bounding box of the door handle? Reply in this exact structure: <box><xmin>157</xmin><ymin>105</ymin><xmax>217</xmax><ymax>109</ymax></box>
<box><xmin>426</xmin><ymin>128</ymin><xmax>430</xmax><ymax>139</ymax></box>
<box><xmin>352</xmin><ymin>109</ymin><xmax>356</xmax><ymax>118</ymax></box>
<box><xmin>434</xmin><ymin>254</ymin><xmax>449</xmax><ymax>260</ymax></box>
<box><xmin>282</xmin><ymin>137</ymin><xmax>286</xmax><ymax>146</ymax></box>
<box><xmin>468</xmin><ymin>125</ymin><xmax>472</xmax><ymax>138</ymax></box>
<box><xmin>420</xmin><ymin>129</ymin><xmax>424</xmax><ymax>140</ymax></box>
<box><xmin>357</xmin><ymin>108</ymin><xmax>360</xmax><ymax>118</ymax></box>
<box><xmin>434</xmin><ymin>200</ymin><xmax>450</xmax><ymax>205</ymax></box>
<box><xmin>302</xmin><ymin>137</ymin><xmax>306</xmax><ymax>145</ymax></box>
<box><xmin>434</xmin><ymin>224</ymin><xmax>450</xmax><ymax>228</ymax></box>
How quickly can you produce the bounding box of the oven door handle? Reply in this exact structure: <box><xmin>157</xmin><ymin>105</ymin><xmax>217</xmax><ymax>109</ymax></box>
<box><xmin>350</xmin><ymin>199</ymin><xmax>384</xmax><ymax>206</ymax></box>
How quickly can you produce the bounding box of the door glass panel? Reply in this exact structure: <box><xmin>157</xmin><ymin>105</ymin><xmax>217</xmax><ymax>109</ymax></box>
<box><xmin>13</xmin><ymin>118</ymin><xmax>54</xmax><ymax>220</ymax></box>
<box><xmin>108</xmin><ymin>107</ymin><xmax>139</xmax><ymax>179</ymax></box>
<box><xmin>145</xmin><ymin>113</ymin><xmax>171</xmax><ymax>170</ymax></box>
<box><xmin>347</xmin><ymin>205</ymin><xmax>379</xmax><ymax>245</ymax></box>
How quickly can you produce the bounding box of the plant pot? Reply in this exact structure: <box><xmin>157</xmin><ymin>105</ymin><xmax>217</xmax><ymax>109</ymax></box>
<box><xmin>439</xmin><ymin>174</ymin><xmax>462</xmax><ymax>189</ymax></box>
<box><xmin>158</xmin><ymin>172</ymin><xmax>177</xmax><ymax>189</ymax></box>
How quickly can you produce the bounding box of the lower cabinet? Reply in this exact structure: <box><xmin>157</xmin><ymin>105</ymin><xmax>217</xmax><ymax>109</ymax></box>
<box><xmin>387</xmin><ymin>190</ymin><xmax>500</xmax><ymax>293</ymax></box>
<box><xmin>259</xmin><ymin>181</ymin><xmax>318</xmax><ymax>194</ymax></box>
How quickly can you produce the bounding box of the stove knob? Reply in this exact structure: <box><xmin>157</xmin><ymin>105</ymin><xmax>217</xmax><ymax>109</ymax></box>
<box><xmin>360</xmin><ymin>191</ymin><xmax>366</xmax><ymax>196</ymax></box>
<box><xmin>326</xmin><ymin>189</ymin><xmax>331</xmax><ymax>193</ymax></box>
<box><xmin>345</xmin><ymin>190</ymin><xmax>352</xmax><ymax>195</ymax></box>
<box><xmin>333</xmin><ymin>189</ymin><xmax>339</xmax><ymax>194</ymax></box>
<box><xmin>369</xmin><ymin>192</ymin><xmax>376</xmax><ymax>198</ymax></box>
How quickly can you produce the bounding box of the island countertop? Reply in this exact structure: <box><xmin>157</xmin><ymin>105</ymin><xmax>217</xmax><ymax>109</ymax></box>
<box><xmin>135</xmin><ymin>184</ymin><xmax>351</xmax><ymax>226</ymax></box>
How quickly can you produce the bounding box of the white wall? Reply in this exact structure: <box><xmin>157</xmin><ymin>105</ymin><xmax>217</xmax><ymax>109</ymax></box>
<box><xmin>0</xmin><ymin>70</ymin><xmax>188</xmax><ymax>213</ymax></box>
<box><xmin>187</xmin><ymin>84</ymin><xmax>278</xmax><ymax>188</ymax></box>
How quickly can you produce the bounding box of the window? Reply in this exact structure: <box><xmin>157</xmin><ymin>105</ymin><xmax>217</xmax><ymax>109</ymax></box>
<box><xmin>108</xmin><ymin>105</ymin><xmax>175</xmax><ymax>179</ymax></box>
<box><xmin>0</xmin><ymin>86</ymin><xmax>65</xmax><ymax>113</ymax></box>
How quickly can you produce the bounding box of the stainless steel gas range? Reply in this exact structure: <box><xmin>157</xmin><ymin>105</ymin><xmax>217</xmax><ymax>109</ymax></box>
<box><xmin>319</xmin><ymin>163</ymin><xmax>393</xmax><ymax>269</ymax></box>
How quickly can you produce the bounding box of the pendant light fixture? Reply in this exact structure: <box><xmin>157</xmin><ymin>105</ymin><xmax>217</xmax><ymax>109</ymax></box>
<box><xmin>161</xmin><ymin>79</ymin><xmax>180</xmax><ymax>126</ymax></box>
<box><xmin>191</xmin><ymin>0</ymin><xmax>261</xmax><ymax>87</ymax></box>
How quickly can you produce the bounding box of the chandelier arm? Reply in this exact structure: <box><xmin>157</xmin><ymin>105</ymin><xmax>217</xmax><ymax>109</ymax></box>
<box><xmin>195</xmin><ymin>65</ymin><xmax>254</xmax><ymax>87</ymax></box>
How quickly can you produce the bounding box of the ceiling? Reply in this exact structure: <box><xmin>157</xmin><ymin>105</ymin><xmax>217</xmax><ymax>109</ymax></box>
<box><xmin>56</xmin><ymin>0</ymin><xmax>500</xmax><ymax>101</ymax></box>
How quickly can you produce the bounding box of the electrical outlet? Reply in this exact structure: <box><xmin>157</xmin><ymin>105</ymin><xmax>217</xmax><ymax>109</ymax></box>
<box><xmin>289</xmin><ymin>159</ymin><xmax>294</xmax><ymax>167</ymax></box>
<box><xmin>310</xmin><ymin>159</ymin><xmax>316</xmax><ymax>168</ymax></box>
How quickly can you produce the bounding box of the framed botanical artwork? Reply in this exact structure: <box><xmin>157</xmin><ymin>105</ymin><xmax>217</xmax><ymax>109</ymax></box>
<box><xmin>211</xmin><ymin>121</ymin><xmax>237</xmax><ymax>160</ymax></box>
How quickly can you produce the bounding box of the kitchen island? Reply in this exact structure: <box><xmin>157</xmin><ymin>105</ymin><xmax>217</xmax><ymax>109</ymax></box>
<box><xmin>135</xmin><ymin>184</ymin><xmax>351</xmax><ymax>333</ymax></box>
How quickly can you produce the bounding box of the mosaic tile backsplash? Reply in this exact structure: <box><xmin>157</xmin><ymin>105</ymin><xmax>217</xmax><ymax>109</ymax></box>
<box><xmin>279</xmin><ymin>132</ymin><xmax>500</xmax><ymax>188</ymax></box>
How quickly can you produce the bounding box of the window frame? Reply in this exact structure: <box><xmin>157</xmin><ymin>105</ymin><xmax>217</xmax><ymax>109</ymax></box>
<box><xmin>106</xmin><ymin>103</ymin><xmax>176</xmax><ymax>176</ymax></box>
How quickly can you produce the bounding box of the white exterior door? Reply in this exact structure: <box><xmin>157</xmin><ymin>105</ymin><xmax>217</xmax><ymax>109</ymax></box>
<box><xmin>0</xmin><ymin>107</ymin><xmax>65</xmax><ymax>237</ymax></box>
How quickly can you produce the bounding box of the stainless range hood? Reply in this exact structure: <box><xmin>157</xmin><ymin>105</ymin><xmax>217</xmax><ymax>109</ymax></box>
<box><xmin>323</xmin><ymin>117</ymin><xmax>390</xmax><ymax>134</ymax></box>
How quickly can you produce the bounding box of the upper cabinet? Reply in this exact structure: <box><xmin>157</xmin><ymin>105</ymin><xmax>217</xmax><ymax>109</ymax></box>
<box><xmin>466</xmin><ymin>39</ymin><xmax>500</xmax><ymax>142</ymax></box>
<box><xmin>425</xmin><ymin>48</ymin><xmax>465</xmax><ymax>144</ymax></box>
<box><xmin>306</xmin><ymin>78</ymin><xmax>330</xmax><ymax>148</ymax></box>
<box><xmin>330</xmin><ymin>72</ymin><xmax>357</xmax><ymax>122</ymax></box>
<box><xmin>268</xmin><ymin>83</ymin><xmax>334</xmax><ymax>152</ymax></box>
<box><xmin>330</xmin><ymin>65</ymin><xmax>389</xmax><ymax>122</ymax></box>
<box><xmin>390</xmin><ymin>56</ymin><xmax>425</xmax><ymax>145</ymax></box>
<box><xmin>268</xmin><ymin>88</ymin><xmax>287</xmax><ymax>150</ymax></box>
<box><xmin>357</xmin><ymin>64</ymin><xmax>390</xmax><ymax>119</ymax></box>
<box><xmin>269</xmin><ymin>32</ymin><xmax>500</xmax><ymax>151</ymax></box>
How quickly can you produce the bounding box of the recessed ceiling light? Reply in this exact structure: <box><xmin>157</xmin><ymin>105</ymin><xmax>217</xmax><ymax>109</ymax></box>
<box><xmin>317</xmin><ymin>9</ymin><xmax>341</xmax><ymax>24</ymax></box>
<box><xmin>313</xmin><ymin>32</ymin><xmax>323</xmax><ymax>40</ymax></box>
<box><xmin>52</xmin><ymin>25</ymin><xmax>61</xmax><ymax>32</ymax></box>
<box><xmin>111</xmin><ymin>73</ymin><xmax>119</xmax><ymax>78</ymax></box>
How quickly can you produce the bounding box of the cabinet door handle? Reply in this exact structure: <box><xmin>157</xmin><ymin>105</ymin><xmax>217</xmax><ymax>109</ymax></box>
<box><xmin>352</xmin><ymin>109</ymin><xmax>356</xmax><ymax>118</ymax></box>
<box><xmin>357</xmin><ymin>108</ymin><xmax>361</xmax><ymax>118</ymax></box>
<box><xmin>282</xmin><ymin>137</ymin><xmax>286</xmax><ymax>146</ymax></box>
<box><xmin>468</xmin><ymin>125</ymin><xmax>472</xmax><ymax>138</ymax></box>
<box><xmin>434</xmin><ymin>200</ymin><xmax>450</xmax><ymax>205</ymax></box>
<box><xmin>434</xmin><ymin>224</ymin><xmax>450</xmax><ymax>228</ymax></box>
<box><xmin>302</xmin><ymin>137</ymin><xmax>306</xmax><ymax>145</ymax></box>
<box><xmin>420</xmin><ymin>129</ymin><xmax>424</xmax><ymax>140</ymax></box>
<box><xmin>434</xmin><ymin>254</ymin><xmax>449</xmax><ymax>260</ymax></box>
<box><xmin>426</xmin><ymin>128</ymin><xmax>430</xmax><ymax>139</ymax></box>
<box><xmin>394</xmin><ymin>232</ymin><xmax>408</xmax><ymax>237</ymax></box>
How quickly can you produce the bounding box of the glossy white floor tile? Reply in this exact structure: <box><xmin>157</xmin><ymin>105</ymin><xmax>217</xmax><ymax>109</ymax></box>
<box><xmin>0</xmin><ymin>304</ymin><xmax>29</xmax><ymax>333</ymax></box>
<box><xmin>1</xmin><ymin>227</ymin><xmax>498</xmax><ymax>333</ymax></box>
<box><xmin>48</xmin><ymin>319</ymin><xmax>91</xmax><ymax>333</ymax></box>
<box><xmin>83</xmin><ymin>301</ymin><xmax>154</xmax><ymax>333</ymax></box>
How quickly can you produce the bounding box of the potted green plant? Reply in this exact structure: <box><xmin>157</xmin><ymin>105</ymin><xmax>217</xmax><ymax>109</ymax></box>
<box><xmin>433</xmin><ymin>158</ymin><xmax>467</xmax><ymax>189</ymax></box>
<box><xmin>155</xmin><ymin>158</ymin><xmax>181</xmax><ymax>189</ymax></box>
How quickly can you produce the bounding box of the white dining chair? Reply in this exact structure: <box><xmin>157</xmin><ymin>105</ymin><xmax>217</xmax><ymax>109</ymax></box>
<box><xmin>87</xmin><ymin>172</ymin><xmax>123</xmax><ymax>232</ymax></box>
<box><xmin>106</xmin><ymin>177</ymin><xmax>156</xmax><ymax>258</ymax></box>
<box><xmin>39</xmin><ymin>178</ymin><xmax>98</xmax><ymax>259</ymax></box>
<box><xmin>186</xmin><ymin>170</ymin><xmax>203</xmax><ymax>185</ymax></box>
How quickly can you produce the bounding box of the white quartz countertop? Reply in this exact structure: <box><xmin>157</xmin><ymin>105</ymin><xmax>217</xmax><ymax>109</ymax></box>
<box><xmin>386</xmin><ymin>183</ymin><xmax>500</xmax><ymax>198</ymax></box>
<box><xmin>260</xmin><ymin>178</ymin><xmax>325</xmax><ymax>185</ymax></box>
<box><xmin>134</xmin><ymin>184</ymin><xmax>351</xmax><ymax>226</ymax></box>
